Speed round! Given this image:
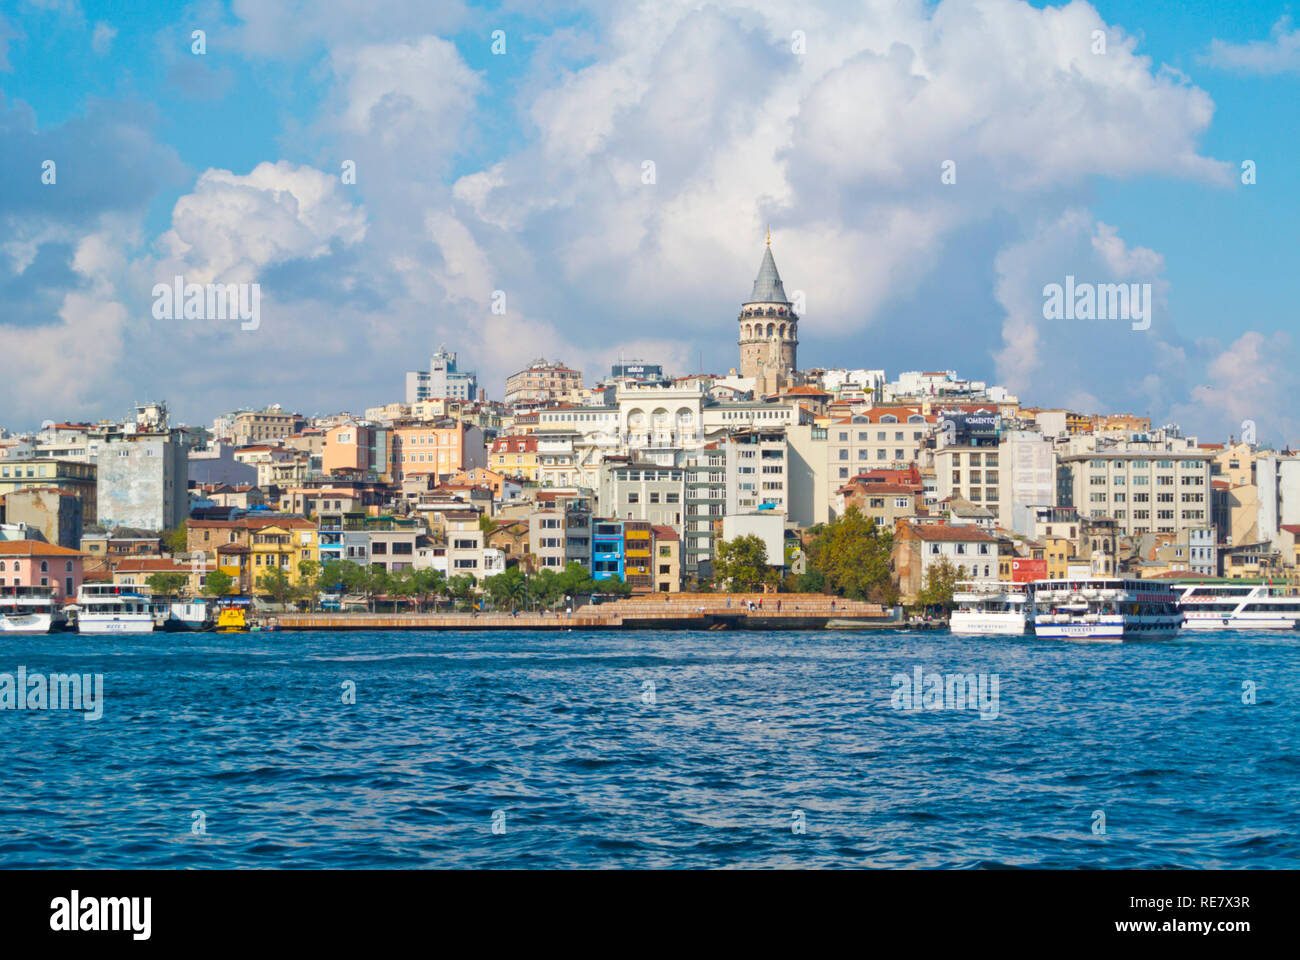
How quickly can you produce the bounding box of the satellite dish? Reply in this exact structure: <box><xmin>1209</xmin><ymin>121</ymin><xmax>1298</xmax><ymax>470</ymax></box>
<box><xmin>40</xmin><ymin>420</ymin><xmax>55</xmax><ymax>430</ymax></box>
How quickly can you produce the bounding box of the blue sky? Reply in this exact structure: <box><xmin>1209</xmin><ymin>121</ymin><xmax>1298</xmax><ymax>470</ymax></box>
<box><xmin>1</xmin><ymin>0</ymin><xmax>1298</xmax><ymax>444</ymax></box>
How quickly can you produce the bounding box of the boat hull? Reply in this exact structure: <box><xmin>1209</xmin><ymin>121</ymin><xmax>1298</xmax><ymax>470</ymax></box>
<box><xmin>950</xmin><ymin>614</ymin><xmax>1029</xmax><ymax>636</ymax></box>
<box><xmin>1035</xmin><ymin>617</ymin><xmax>1182</xmax><ymax>642</ymax></box>
<box><xmin>78</xmin><ymin>616</ymin><xmax>155</xmax><ymax>634</ymax></box>
<box><xmin>0</xmin><ymin>613</ymin><xmax>54</xmax><ymax>634</ymax></box>
<box><xmin>1181</xmin><ymin>615</ymin><xmax>1297</xmax><ymax>631</ymax></box>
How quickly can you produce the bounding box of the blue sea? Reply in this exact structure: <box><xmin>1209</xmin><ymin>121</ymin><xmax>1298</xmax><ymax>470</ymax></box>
<box><xmin>1</xmin><ymin>629</ymin><xmax>1297</xmax><ymax>868</ymax></box>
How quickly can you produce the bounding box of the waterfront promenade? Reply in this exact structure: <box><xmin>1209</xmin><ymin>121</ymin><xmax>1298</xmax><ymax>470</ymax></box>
<box><xmin>275</xmin><ymin>593</ymin><xmax>894</xmax><ymax>631</ymax></box>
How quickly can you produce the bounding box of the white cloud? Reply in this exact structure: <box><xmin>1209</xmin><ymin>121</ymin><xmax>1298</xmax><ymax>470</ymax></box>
<box><xmin>156</xmin><ymin>161</ymin><xmax>367</xmax><ymax>283</ymax></box>
<box><xmin>91</xmin><ymin>20</ymin><xmax>116</xmax><ymax>55</ymax></box>
<box><xmin>1203</xmin><ymin>16</ymin><xmax>1300</xmax><ymax>75</ymax></box>
<box><xmin>330</xmin><ymin>35</ymin><xmax>480</xmax><ymax>146</ymax></box>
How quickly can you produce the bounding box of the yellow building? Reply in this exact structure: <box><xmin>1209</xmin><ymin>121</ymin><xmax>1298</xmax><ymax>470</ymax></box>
<box><xmin>1044</xmin><ymin>536</ymin><xmax>1074</xmax><ymax>580</ymax></box>
<box><xmin>624</xmin><ymin>520</ymin><xmax>652</xmax><ymax>593</ymax></box>
<box><xmin>249</xmin><ymin>519</ymin><xmax>318</xmax><ymax>590</ymax></box>
<box><xmin>488</xmin><ymin>436</ymin><xmax>540</xmax><ymax>482</ymax></box>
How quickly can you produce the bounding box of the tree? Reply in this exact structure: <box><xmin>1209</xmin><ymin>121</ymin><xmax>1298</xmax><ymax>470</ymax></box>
<box><xmin>601</xmin><ymin>576</ymin><xmax>633</xmax><ymax>598</ymax></box>
<box><xmin>361</xmin><ymin>565</ymin><xmax>391</xmax><ymax>612</ymax></box>
<box><xmin>485</xmin><ymin>567</ymin><xmax>528</xmax><ymax>610</ymax></box>
<box><xmin>388</xmin><ymin>566</ymin><xmax>421</xmax><ymax>610</ymax></box>
<box><xmin>162</xmin><ymin>523</ymin><xmax>188</xmax><ymax>555</ymax></box>
<box><xmin>203</xmin><ymin>570</ymin><xmax>235</xmax><ymax>597</ymax></box>
<box><xmin>807</xmin><ymin>507</ymin><xmax>897</xmax><ymax>604</ymax></box>
<box><xmin>297</xmin><ymin>558</ymin><xmax>322</xmax><ymax>611</ymax></box>
<box><xmin>145</xmin><ymin>571</ymin><xmax>189</xmax><ymax>597</ymax></box>
<box><xmin>713</xmin><ymin>534</ymin><xmax>771</xmax><ymax>593</ymax></box>
<box><xmin>413</xmin><ymin>568</ymin><xmax>446</xmax><ymax>612</ymax></box>
<box><xmin>256</xmin><ymin>566</ymin><xmax>295</xmax><ymax>607</ymax></box>
<box><xmin>447</xmin><ymin>573</ymin><xmax>477</xmax><ymax>610</ymax></box>
<box><xmin>787</xmin><ymin>567</ymin><xmax>826</xmax><ymax>594</ymax></box>
<box><xmin>917</xmin><ymin>558</ymin><xmax>962</xmax><ymax>613</ymax></box>
<box><xmin>531</xmin><ymin>568</ymin><xmax>562</xmax><ymax>609</ymax></box>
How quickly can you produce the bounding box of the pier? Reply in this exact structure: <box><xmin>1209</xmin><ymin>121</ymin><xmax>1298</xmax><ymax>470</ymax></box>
<box><xmin>274</xmin><ymin>594</ymin><xmax>896</xmax><ymax>631</ymax></box>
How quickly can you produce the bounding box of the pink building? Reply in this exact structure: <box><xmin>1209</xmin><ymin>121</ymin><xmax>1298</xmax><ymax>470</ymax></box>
<box><xmin>0</xmin><ymin>541</ymin><xmax>87</xmax><ymax>600</ymax></box>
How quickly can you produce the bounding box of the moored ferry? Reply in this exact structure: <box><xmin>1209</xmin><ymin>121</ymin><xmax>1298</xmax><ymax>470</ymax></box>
<box><xmin>1171</xmin><ymin>579</ymin><xmax>1300</xmax><ymax>630</ymax></box>
<box><xmin>0</xmin><ymin>585</ymin><xmax>62</xmax><ymax>634</ymax></box>
<box><xmin>1032</xmin><ymin>577</ymin><xmax>1183</xmax><ymax>642</ymax></box>
<box><xmin>73</xmin><ymin>583</ymin><xmax>155</xmax><ymax>634</ymax></box>
<box><xmin>949</xmin><ymin>581</ymin><xmax>1033</xmax><ymax>635</ymax></box>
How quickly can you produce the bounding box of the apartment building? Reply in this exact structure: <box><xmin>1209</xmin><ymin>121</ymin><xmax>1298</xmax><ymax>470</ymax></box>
<box><xmin>1059</xmin><ymin>448</ymin><xmax>1213</xmax><ymax>538</ymax></box>
<box><xmin>0</xmin><ymin>458</ymin><xmax>98</xmax><ymax>525</ymax></box>
<box><xmin>489</xmin><ymin>436</ymin><xmax>540</xmax><ymax>481</ymax></box>
<box><xmin>592</xmin><ymin>520</ymin><xmax>626</xmax><ymax>583</ymax></box>
<box><xmin>323</xmin><ymin>421</ymin><xmax>390</xmax><ymax>478</ymax></box>
<box><xmin>598</xmin><ymin>459</ymin><xmax>685</xmax><ymax>526</ymax></box>
<box><xmin>893</xmin><ymin>521</ymin><xmax>999</xmax><ymax>603</ymax></box>
<box><xmin>504</xmin><ymin>359</ymin><xmax>583</xmax><ymax>405</ymax></box>
<box><xmin>230</xmin><ymin>407</ymin><xmax>304</xmax><ymax>446</ymax></box>
<box><xmin>405</xmin><ymin>348</ymin><xmax>479</xmax><ymax>404</ymax></box>
<box><xmin>826</xmin><ymin>408</ymin><xmax>934</xmax><ymax>510</ymax></box>
<box><xmin>96</xmin><ymin>431</ymin><xmax>189</xmax><ymax>531</ymax></box>
<box><xmin>725</xmin><ymin>429</ymin><xmax>787</xmax><ymax>516</ymax></box>
<box><xmin>623</xmin><ymin>520</ymin><xmax>653</xmax><ymax>592</ymax></box>
<box><xmin>650</xmin><ymin>525</ymin><xmax>681</xmax><ymax>592</ymax></box>
<box><xmin>680</xmin><ymin>444</ymin><xmax>726</xmax><ymax>580</ymax></box>
<box><xmin>389</xmin><ymin>421</ymin><xmax>486</xmax><ymax>481</ymax></box>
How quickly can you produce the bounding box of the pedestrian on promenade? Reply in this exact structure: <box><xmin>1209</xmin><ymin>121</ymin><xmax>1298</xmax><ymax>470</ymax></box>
<box><xmin>776</xmin><ymin>600</ymin><xmax>781</xmax><ymax>612</ymax></box>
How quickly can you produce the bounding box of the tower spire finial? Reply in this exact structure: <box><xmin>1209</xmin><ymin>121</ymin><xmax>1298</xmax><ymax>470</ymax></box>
<box><xmin>765</xmin><ymin>225</ymin><xmax>771</xmax><ymax>246</ymax></box>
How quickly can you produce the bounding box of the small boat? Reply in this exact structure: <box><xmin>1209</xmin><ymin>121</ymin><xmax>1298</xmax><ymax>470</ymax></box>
<box><xmin>150</xmin><ymin>599</ymin><xmax>212</xmax><ymax>632</ymax></box>
<box><xmin>0</xmin><ymin>585</ymin><xmax>61</xmax><ymax>634</ymax></box>
<box><xmin>949</xmin><ymin>581</ymin><xmax>1032</xmax><ymax>635</ymax></box>
<box><xmin>214</xmin><ymin>597</ymin><xmax>252</xmax><ymax>633</ymax></box>
<box><xmin>75</xmin><ymin>583</ymin><xmax>155</xmax><ymax>634</ymax></box>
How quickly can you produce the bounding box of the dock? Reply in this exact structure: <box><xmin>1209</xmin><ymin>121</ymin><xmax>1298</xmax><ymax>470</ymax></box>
<box><xmin>274</xmin><ymin>594</ymin><xmax>897</xmax><ymax>631</ymax></box>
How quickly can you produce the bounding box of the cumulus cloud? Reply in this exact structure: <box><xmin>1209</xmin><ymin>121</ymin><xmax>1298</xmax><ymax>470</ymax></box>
<box><xmin>991</xmin><ymin>209</ymin><xmax>1180</xmax><ymax>414</ymax></box>
<box><xmin>155</xmin><ymin>161</ymin><xmax>367</xmax><ymax>283</ymax></box>
<box><xmin>329</xmin><ymin>35</ymin><xmax>480</xmax><ymax>148</ymax></box>
<box><xmin>0</xmin><ymin>0</ymin><xmax>1260</xmax><ymax>433</ymax></box>
<box><xmin>1174</xmin><ymin>332</ymin><xmax>1300</xmax><ymax>445</ymax></box>
<box><xmin>0</xmin><ymin>232</ymin><xmax>130</xmax><ymax>422</ymax></box>
<box><xmin>1203</xmin><ymin>16</ymin><xmax>1300</xmax><ymax>75</ymax></box>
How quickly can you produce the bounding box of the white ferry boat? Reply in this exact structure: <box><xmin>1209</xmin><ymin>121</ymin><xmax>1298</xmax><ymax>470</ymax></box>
<box><xmin>949</xmin><ymin>581</ymin><xmax>1033</xmax><ymax>635</ymax></box>
<box><xmin>1032</xmin><ymin>577</ymin><xmax>1183</xmax><ymax>642</ymax></box>
<box><xmin>0</xmin><ymin>585</ymin><xmax>61</xmax><ymax>634</ymax></box>
<box><xmin>1172</xmin><ymin>580</ymin><xmax>1300</xmax><ymax>631</ymax></box>
<box><xmin>73</xmin><ymin>583</ymin><xmax>155</xmax><ymax>634</ymax></box>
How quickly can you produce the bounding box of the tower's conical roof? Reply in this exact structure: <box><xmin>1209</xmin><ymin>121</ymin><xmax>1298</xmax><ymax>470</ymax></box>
<box><xmin>747</xmin><ymin>243</ymin><xmax>789</xmax><ymax>305</ymax></box>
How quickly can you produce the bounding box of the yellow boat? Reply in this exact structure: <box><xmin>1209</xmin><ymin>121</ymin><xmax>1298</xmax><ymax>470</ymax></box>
<box><xmin>215</xmin><ymin>606</ymin><xmax>248</xmax><ymax>632</ymax></box>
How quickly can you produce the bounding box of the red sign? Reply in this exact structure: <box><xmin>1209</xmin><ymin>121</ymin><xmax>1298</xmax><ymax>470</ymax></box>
<box><xmin>1011</xmin><ymin>558</ymin><xmax>1047</xmax><ymax>583</ymax></box>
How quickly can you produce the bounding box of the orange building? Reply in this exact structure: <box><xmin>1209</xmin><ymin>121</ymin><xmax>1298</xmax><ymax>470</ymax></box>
<box><xmin>389</xmin><ymin>422</ymin><xmax>485</xmax><ymax>481</ymax></box>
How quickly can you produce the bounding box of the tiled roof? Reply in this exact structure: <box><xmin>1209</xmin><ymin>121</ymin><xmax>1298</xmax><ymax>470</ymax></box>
<box><xmin>0</xmin><ymin>540</ymin><xmax>85</xmax><ymax>557</ymax></box>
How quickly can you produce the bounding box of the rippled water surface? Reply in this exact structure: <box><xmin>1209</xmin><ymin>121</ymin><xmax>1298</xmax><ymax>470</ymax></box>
<box><xmin>2</xmin><ymin>629</ymin><xmax>1297</xmax><ymax>868</ymax></box>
